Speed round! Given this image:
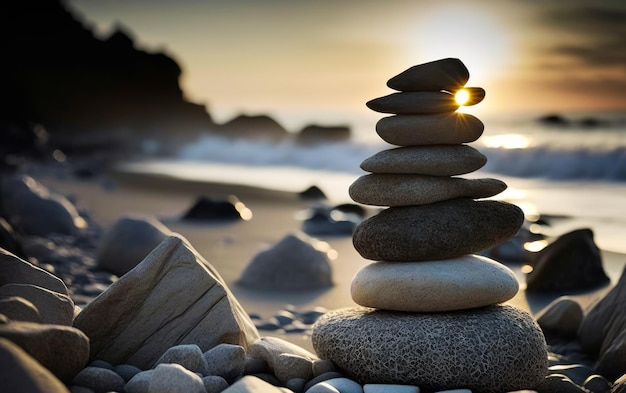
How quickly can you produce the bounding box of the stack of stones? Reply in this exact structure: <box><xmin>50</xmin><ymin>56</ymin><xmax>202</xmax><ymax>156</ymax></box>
<box><xmin>312</xmin><ymin>58</ymin><xmax>548</xmax><ymax>393</ymax></box>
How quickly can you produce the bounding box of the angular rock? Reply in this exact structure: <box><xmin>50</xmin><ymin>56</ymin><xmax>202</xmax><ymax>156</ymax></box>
<box><xmin>614</xmin><ymin>374</ymin><xmax>626</xmax><ymax>393</ymax></box>
<box><xmin>0</xmin><ymin>175</ymin><xmax>85</xmax><ymax>236</ymax></box>
<box><xmin>0</xmin><ymin>283</ymin><xmax>74</xmax><ymax>325</ymax></box>
<box><xmin>155</xmin><ymin>344</ymin><xmax>208</xmax><ymax>375</ymax></box>
<box><xmin>96</xmin><ymin>215</ymin><xmax>172</xmax><ymax>276</ymax></box>
<box><xmin>312</xmin><ymin>305</ymin><xmax>547</xmax><ymax>393</ymax></box>
<box><xmin>526</xmin><ymin>229</ymin><xmax>609</xmax><ymax>293</ymax></box>
<box><xmin>73</xmin><ymin>235</ymin><xmax>259</xmax><ymax>369</ymax></box>
<box><xmin>0</xmin><ymin>218</ymin><xmax>25</xmax><ymax>258</ymax></box>
<box><xmin>376</xmin><ymin>113</ymin><xmax>484</xmax><ymax>146</ymax></box>
<box><xmin>0</xmin><ymin>321</ymin><xmax>89</xmax><ymax>382</ymax></box>
<box><xmin>352</xmin><ymin>199</ymin><xmax>524</xmax><ymax>261</ymax></box>
<box><xmin>349</xmin><ymin>174</ymin><xmax>506</xmax><ymax>207</ymax></box>
<box><xmin>0</xmin><ymin>296</ymin><xmax>42</xmax><ymax>323</ymax></box>
<box><xmin>0</xmin><ymin>338</ymin><xmax>70</xmax><ymax>393</ymax></box>
<box><xmin>237</xmin><ymin>233</ymin><xmax>333</xmax><ymax>291</ymax></box>
<box><xmin>0</xmin><ymin>248</ymin><xmax>69</xmax><ymax>295</ymax></box>
<box><xmin>535</xmin><ymin>297</ymin><xmax>583</xmax><ymax>339</ymax></box>
<box><xmin>387</xmin><ymin>58</ymin><xmax>469</xmax><ymax>92</ymax></box>
<box><xmin>366</xmin><ymin>92</ymin><xmax>459</xmax><ymax>114</ymax></box>
<box><xmin>72</xmin><ymin>366</ymin><xmax>125</xmax><ymax>393</ymax></box>
<box><xmin>351</xmin><ymin>255</ymin><xmax>519</xmax><ymax>312</ymax></box>
<box><xmin>148</xmin><ymin>363</ymin><xmax>205</xmax><ymax>393</ymax></box>
<box><xmin>595</xmin><ymin>328</ymin><xmax>626</xmax><ymax>382</ymax></box>
<box><xmin>360</xmin><ymin>145</ymin><xmax>487</xmax><ymax>176</ymax></box>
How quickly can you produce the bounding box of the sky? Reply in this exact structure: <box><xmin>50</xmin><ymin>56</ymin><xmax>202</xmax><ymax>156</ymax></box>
<box><xmin>66</xmin><ymin>0</ymin><xmax>626</xmax><ymax>131</ymax></box>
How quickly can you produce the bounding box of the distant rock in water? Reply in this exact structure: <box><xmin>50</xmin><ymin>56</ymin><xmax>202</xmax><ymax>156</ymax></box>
<box><xmin>237</xmin><ymin>232</ymin><xmax>334</xmax><ymax>291</ymax></box>
<box><xmin>218</xmin><ymin>115</ymin><xmax>288</xmax><ymax>140</ymax></box>
<box><xmin>526</xmin><ymin>228</ymin><xmax>610</xmax><ymax>293</ymax></box>
<box><xmin>181</xmin><ymin>196</ymin><xmax>252</xmax><ymax>221</ymax></box>
<box><xmin>298</xmin><ymin>185</ymin><xmax>327</xmax><ymax>201</ymax></box>
<box><xmin>295</xmin><ymin>124</ymin><xmax>351</xmax><ymax>144</ymax></box>
<box><xmin>538</xmin><ymin>114</ymin><xmax>570</xmax><ymax>127</ymax></box>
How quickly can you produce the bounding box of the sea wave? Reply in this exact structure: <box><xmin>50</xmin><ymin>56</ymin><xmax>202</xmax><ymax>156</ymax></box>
<box><xmin>174</xmin><ymin>134</ymin><xmax>626</xmax><ymax>182</ymax></box>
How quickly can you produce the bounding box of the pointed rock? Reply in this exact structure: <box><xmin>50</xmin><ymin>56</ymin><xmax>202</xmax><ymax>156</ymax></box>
<box><xmin>349</xmin><ymin>174</ymin><xmax>506</xmax><ymax>206</ymax></box>
<box><xmin>366</xmin><ymin>92</ymin><xmax>459</xmax><ymax>114</ymax></box>
<box><xmin>387</xmin><ymin>58</ymin><xmax>469</xmax><ymax>92</ymax></box>
<box><xmin>0</xmin><ymin>248</ymin><xmax>69</xmax><ymax>296</ymax></box>
<box><xmin>360</xmin><ymin>145</ymin><xmax>487</xmax><ymax>176</ymax></box>
<box><xmin>73</xmin><ymin>235</ymin><xmax>259</xmax><ymax>369</ymax></box>
<box><xmin>352</xmin><ymin>199</ymin><xmax>524</xmax><ymax>261</ymax></box>
<box><xmin>376</xmin><ymin>113</ymin><xmax>484</xmax><ymax>146</ymax></box>
<box><xmin>351</xmin><ymin>255</ymin><xmax>519</xmax><ymax>312</ymax></box>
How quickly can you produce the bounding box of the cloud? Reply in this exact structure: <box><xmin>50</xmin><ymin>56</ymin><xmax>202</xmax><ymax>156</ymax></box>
<box><xmin>540</xmin><ymin>5</ymin><xmax>626</xmax><ymax>67</ymax></box>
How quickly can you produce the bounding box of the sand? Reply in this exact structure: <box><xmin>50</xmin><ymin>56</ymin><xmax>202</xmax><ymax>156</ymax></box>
<box><xmin>37</xmin><ymin>169</ymin><xmax>626</xmax><ymax>352</ymax></box>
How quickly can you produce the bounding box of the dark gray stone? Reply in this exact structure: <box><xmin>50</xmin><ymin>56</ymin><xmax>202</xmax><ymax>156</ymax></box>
<box><xmin>72</xmin><ymin>367</ymin><xmax>125</xmax><ymax>393</ymax></box>
<box><xmin>526</xmin><ymin>229</ymin><xmax>609</xmax><ymax>293</ymax></box>
<box><xmin>352</xmin><ymin>199</ymin><xmax>524</xmax><ymax>261</ymax></box>
<box><xmin>366</xmin><ymin>91</ymin><xmax>459</xmax><ymax>115</ymax></box>
<box><xmin>360</xmin><ymin>145</ymin><xmax>487</xmax><ymax>176</ymax></box>
<box><xmin>386</xmin><ymin>58</ymin><xmax>469</xmax><ymax>91</ymax></box>
<box><xmin>536</xmin><ymin>297</ymin><xmax>583</xmax><ymax>339</ymax></box>
<box><xmin>583</xmin><ymin>374</ymin><xmax>611</xmax><ymax>393</ymax></box>
<box><xmin>376</xmin><ymin>113</ymin><xmax>484</xmax><ymax>146</ymax></box>
<box><xmin>312</xmin><ymin>305</ymin><xmax>547</xmax><ymax>393</ymax></box>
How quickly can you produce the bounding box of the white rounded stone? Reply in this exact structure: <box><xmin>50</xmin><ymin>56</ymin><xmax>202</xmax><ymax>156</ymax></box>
<box><xmin>351</xmin><ymin>255</ymin><xmax>519</xmax><ymax>312</ymax></box>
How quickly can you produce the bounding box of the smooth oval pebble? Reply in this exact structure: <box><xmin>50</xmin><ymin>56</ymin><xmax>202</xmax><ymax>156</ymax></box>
<box><xmin>360</xmin><ymin>145</ymin><xmax>486</xmax><ymax>176</ymax></box>
<box><xmin>352</xmin><ymin>199</ymin><xmax>524</xmax><ymax>261</ymax></box>
<box><xmin>366</xmin><ymin>92</ymin><xmax>459</xmax><ymax>114</ymax></box>
<box><xmin>364</xmin><ymin>384</ymin><xmax>420</xmax><ymax>393</ymax></box>
<box><xmin>349</xmin><ymin>175</ymin><xmax>506</xmax><ymax>207</ymax></box>
<box><xmin>376</xmin><ymin>113</ymin><xmax>484</xmax><ymax>146</ymax></box>
<box><xmin>387</xmin><ymin>58</ymin><xmax>469</xmax><ymax>92</ymax></box>
<box><xmin>351</xmin><ymin>255</ymin><xmax>519</xmax><ymax>312</ymax></box>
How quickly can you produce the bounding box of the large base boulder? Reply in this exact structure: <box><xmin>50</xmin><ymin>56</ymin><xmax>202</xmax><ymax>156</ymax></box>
<box><xmin>312</xmin><ymin>305</ymin><xmax>548</xmax><ymax>393</ymax></box>
<box><xmin>73</xmin><ymin>235</ymin><xmax>259</xmax><ymax>369</ymax></box>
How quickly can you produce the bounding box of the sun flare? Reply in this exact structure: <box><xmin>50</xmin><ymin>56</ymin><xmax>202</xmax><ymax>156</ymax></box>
<box><xmin>455</xmin><ymin>89</ymin><xmax>470</xmax><ymax>106</ymax></box>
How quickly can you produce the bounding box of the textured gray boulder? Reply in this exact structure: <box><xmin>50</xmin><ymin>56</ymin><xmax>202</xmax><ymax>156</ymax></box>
<box><xmin>366</xmin><ymin>92</ymin><xmax>459</xmax><ymax>114</ymax></box>
<box><xmin>386</xmin><ymin>58</ymin><xmax>469</xmax><ymax>91</ymax></box>
<box><xmin>376</xmin><ymin>113</ymin><xmax>484</xmax><ymax>146</ymax></box>
<box><xmin>312</xmin><ymin>305</ymin><xmax>548</xmax><ymax>393</ymax></box>
<box><xmin>0</xmin><ymin>175</ymin><xmax>85</xmax><ymax>236</ymax></box>
<box><xmin>237</xmin><ymin>232</ymin><xmax>333</xmax><ymax>291</ymax></box>
<box><xmin>349</xmin><ymin>174</ymin><xmax>506</xmax><ymax>207</ymax></box>
<box><xmin>73</xmin><ymin>235</ymin><xmax>259</xmax><ymax>369</ymax></box>
<box><xmin>360</xmin><ymin>145</ymin><xmax>487</xmax><ymax>176</ymax></box>
<box><xmin>352</xmin><ymin>199</ymin><xmax>524</xmax><ymax>261</ymax></box>
<box><xmin>96</xmin><ymin>215</ymin><xmax>172</xmax><ymax>276</ymax></box>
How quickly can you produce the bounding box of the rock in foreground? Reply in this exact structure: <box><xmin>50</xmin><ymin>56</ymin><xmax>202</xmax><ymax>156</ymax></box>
<box><xmin>73</xmin><ymin>235</ymin><xmax>259</xmax><ymax>369</ymax></box>
<box><xmin>312</xmin><ymin>305</ymin><xmax>548</xmax><ymax>393</ymax></box>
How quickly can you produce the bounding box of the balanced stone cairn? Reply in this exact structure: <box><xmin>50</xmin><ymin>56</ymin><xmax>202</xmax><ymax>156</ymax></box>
<box><xmin>312</xmin><ymin>58</ymin><xmax>548</xmax><ymax>393</ymax></box>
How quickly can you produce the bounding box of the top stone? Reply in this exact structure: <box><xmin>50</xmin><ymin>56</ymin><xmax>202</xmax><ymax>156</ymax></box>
<box><xmin>387</xmin><ymin>58</ymin><xmax>469</xmax><ymax>92</ymax></box>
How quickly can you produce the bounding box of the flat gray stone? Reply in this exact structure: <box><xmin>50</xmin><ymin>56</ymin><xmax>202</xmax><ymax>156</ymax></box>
<box><xmin>73</xmin><ymin>235</ymin><xmax>259</xmax><ymax>369</ymax></box>
<box><xmin>312</xmin><ymin>305</ymin><xmax>547</xmax><ymax>393</ymax></box>
<box><xmin>376</xmin><ymin>113</ymin><xmax>484</xmax><ymax>146</ymax></box>
<box><xmin>352</xmin><ymin>199</ymin><xmax>524</xmax><ymax>261</ymax></box>
<box><xmin>247</xmin><ymin>336</ymin><xmax>317</xmax><ymax>384</ymax></box>
<box><xmin>360</xmin><ymin>145</ymin><xmax>486</xmax><ymax>176</ymax></box>
<box><xmin>0</xmin><ymin>283</ymin><xmax>74</xmax><ymax>326</ymax></box>
<box><xmin>387</xmin><ymin>58</ymin><xmax>469</xmax><ymax>92</ymax></box>
<box><xmin>351</xmin><ymin>255</ymin><xmax>519</xmax><ymax>312</ymax></box>
<box><xmin>366</xmin><ymin>92</ymin><xmax>459</xmax><ymax>115</ymax></box>
<box><xmin>349</xmin><ymin>175</ymin><xmax>506</xmax><ymax>207</ymax></box>
<box><xmin>0</xmin><ymin>296</ymin><xmax>42</xmax><ymax>323</ymax></box>
<box><xmin>0</xmin><ymin>248</ymin><xmax>69</xmax><ymax>295</ymax></box>
<box><xmin>96</xmin><ymin>215</ymin><xmax>172</xmax><ymax>277</ymax></box>
<box><xmin>202</xmin><ymin>343</ymin><xmax>245</xmax><ymax>382</ymax></box>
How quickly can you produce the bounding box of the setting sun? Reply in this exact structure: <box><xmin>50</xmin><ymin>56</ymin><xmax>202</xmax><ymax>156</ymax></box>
<box><xmin>455</xmin><ymin>89</ymin><xmax>470</xmax><ymax>106</ymax></box>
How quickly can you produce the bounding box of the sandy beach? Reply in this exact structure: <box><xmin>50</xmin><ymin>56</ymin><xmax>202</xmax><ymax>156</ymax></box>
<box><xmin>35</xmin><ymin>167</ymin><xmax>626</xmax><ymax>352</ymax></box>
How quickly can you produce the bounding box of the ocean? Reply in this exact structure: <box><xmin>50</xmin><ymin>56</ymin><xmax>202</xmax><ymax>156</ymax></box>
<box><xmin>119</xmin><ymin>111</ymin><xmax>626</xmax><ymax>254</ymax></box>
